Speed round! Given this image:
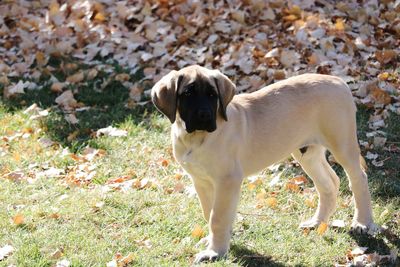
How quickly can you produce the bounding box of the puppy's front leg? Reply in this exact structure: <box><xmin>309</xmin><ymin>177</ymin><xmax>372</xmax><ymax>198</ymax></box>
<box><xmin>194</xmin><ymin>173</ymin><xmax>243</xmax><ymax>263</ymax></box>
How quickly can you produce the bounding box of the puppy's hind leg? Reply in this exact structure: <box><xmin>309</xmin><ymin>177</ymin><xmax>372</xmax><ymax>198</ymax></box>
<box><xmin>292</xmin><ymin>145</ymin><xmax>340</xmax><ymax>228</ymax></box>
<box><xmin>328</xmin><ymin>144</ymin><xmax>379</xmax><ymax>234</ymax></box>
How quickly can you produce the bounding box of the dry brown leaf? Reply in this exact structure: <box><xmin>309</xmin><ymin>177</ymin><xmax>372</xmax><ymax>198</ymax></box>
<box><xmin>266</xmin><ymin>197</ymin><xmax>278</xmax><ymax>208</ymax></box>
<box><xmin>50</xmin><ymin>248</ymin><xmax>64</xmax><ymax>259</ymax></box>
<box><xmin>375</xmin><ymin>50</ymin><xmax>397</xmax><ymax>65</ymax></box>
<box><xmin>191</xmin><ymin>224</ymin><xmax>205</xmax><ymax>239</ymax></box>
<box><xmin>285</xmin><ymin>182</ymin><xmax>300</xmax><ymax>192</ymax></box>
<box><xmin>51</xmin><ymin>82</ymin><xmax>65</xmax><ymax>93</ymax></box>
<box><xmin>115</xmin><ymin>73</ymin><xmax>130</xmax><ymax>82</ymax></box>
<box><xmin>13</xmin><ymin>214</ymin><xmax>25</xmax><ymax>225</ymax></box>
<box><xmin>35</xmin><ymin>51</ymin><xmax>48</xmax><ymax>67</ymax></box>
<box><xmin>334</xmin><ymin>18</ymin><xmax>346</xmax><ymax>31</ymax></box>
<box><xmin>273</xmin><ymin>70</ymin><xmax>286</xmax><ymax>80</ymax></box>
<box><xmin>370</xmin><ymin>87</ymin><xmax>392</xmax><ymax>105</ymax></box>
<box><xmin>289</xmin><ymin>175</ymin><xmax>308</xmax><ymax>185</ymax></box>
<box><xmin>106</xmin><ymin>176</ymin><xmax>131</xmax><ymax>184</ymax></box>
<box><xmin>160</xmin><ymin>159</ymin><xmax>169</xmax><ymax>167</ymax></box>
<box><xmin>304</xmin><ymin>198</ymin><xmax>316</xmax><ymax>208</ymax></box>
<box><xmin>317</xmin><ymin>222</ymin><xmax>328</xmax><ymax>235</ymax></box>
<box><xmin>66</xmin><ymin>72</ymin><xmax>84</xmax><ymax>84</ymax></box>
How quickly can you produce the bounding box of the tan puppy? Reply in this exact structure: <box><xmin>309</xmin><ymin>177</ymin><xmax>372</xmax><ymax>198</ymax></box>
<box><xmin>151</xmin><ymin>65</ymin><xmax>378</xmax><ymax>263</ymax></box>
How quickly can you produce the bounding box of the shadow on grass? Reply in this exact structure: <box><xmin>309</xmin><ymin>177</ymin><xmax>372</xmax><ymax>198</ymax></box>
<box><xmin>0</xmin><ymin>58</ymin><xmax>162</xmax><ymax>152</ymax></box>
<box><xmin>349</xmin><ymin>229</ymin><xmax>399</xmax><ymax>265</ymax></box>
<box><xmin>356</xmin><ymin>107</ymin><xmax>400</xmax><ymax>201</ymax></box>
<box><xmin>230</xmin><ymin>244</ymin><xmax>287</xmax><ymax>267</ymax></box>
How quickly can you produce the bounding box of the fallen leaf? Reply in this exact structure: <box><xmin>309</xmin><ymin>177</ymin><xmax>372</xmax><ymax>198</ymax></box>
<box><xmin>370</xmin><ymin>87</ymin><xmax>392</xmax><ymax>105</ymax></box>
<box><xmin>50</xmin><ymin>248</ymin><xmax>64</xmax><ymax>259</ymax></box>
<box><xmin>273</xmin><ymin>70</ymin><xmax>286</xmax><ymax>80</ymax></box>
<box><xmin>191</xmin><ymin>224</ymin><xmax>205</xmax><ymax>239</ymax></box>
<box><xmin>115</xmin><ymin>73</ymin><xmax>130</xmax><ymax>82</ymax></box>
<box><xmin>119</xmin><ymin>252</ymin><xmax>135</xmax><ymax>266</ymax></box>
<box><xmin>13</xmin><ymin>214</ymin><xmax>25</xmax><ymax>225</ymax></box>
<box><xmin>317</xmin><ymin>222</ymin><xmax>328</xmax><ymax>235</ymax></box>
<box><xmin>375</xmin><ymin>50</ymin><xmax>396</xmax><ymax>65</ymax></box>
<box><xmin>160</xmin><ymin>159</ymin><xmax>169</xmax><ymax>167</ymax></box>
<box><xmin>4</xmin><ymin>81</ymin><xmax>26</xmax><ymax>98</ymax></box>
<box><xmin>285</xmin><ymin>182</ymin><xmax>300</xmax><ymax>192</ymax></box>
<box><xmin>266</xmin><ymin>197</ymin><xmax>278</xmax><ymax>208</ymax></box>
<box><xmin>35</xmin><ymin>51</ymin><xmax>48</xmax><ymax>67</ymax></box>
<box><xmin>304</xmin><ymin>198</ymin><xmax>316</xmax><ymax>208</ymax></box>
<box><xmin>106</xmin><ymin>176</ymin><xmax>131</xmax><ymax>184</ymax></box>
<box><xmin>96</xmin><ymin>126</ymin><xmax>127</xmax><ymax>137</ymax></box>
<box><xmin>55</xmin><ymin>90</ymin><xmax>78</xmax><ymax>109</ymax></box>
<box><xmin>56</xmin><ymin>259</ymin><xmax>71</xmax><ymax>267</ymax></box>
<box><xmin>135</xmin><ymin>238</ymin><xmax>152</xmax><ymax>249</ymax></box>
<box><xmin>289</xmin><ymin>175</ymin><xmax>308</xmax><ymax>185</ymax></box>
<box><xmin>334</xmin><ymin>18</ymin><xmax>345</xmax><ymax>31</ymax></box>
<box><xmin>51</xmin><ymin>82</ymin><xmax>65</xmax><ymax>93</ymax></box>
<box><xmin>351</xmin><ymin>246</ymin><xmax>368</xmax><ymax>256</ymax></box>
<box><xmin>66</xmin><ymin>71</ymin><xmax>84</xmax><ymax>84</ymax></box>
<box><xmin>0</xmin><ymin>245</ymin><xmax>14</xmax><ymax>261</ymax></box>
<box><xmin>331</xmin><ymin>219</ymin><xmax>345</xmax><ymax>228</ymax></box>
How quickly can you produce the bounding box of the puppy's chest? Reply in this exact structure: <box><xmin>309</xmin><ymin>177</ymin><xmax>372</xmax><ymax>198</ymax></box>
<box><xmin>174</xmin><ymin>143</ymin><xmax>213</xmax><ymax>178</ymax></box>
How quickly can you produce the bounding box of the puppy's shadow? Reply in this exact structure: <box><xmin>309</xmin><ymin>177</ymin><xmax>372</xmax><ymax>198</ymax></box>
<box><xmin>230</xmin><ymin>244</ymin><xmax>288</xmax><ymax>267</ymax></box>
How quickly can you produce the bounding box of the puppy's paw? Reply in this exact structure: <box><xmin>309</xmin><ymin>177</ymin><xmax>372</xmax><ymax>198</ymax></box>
<box><xmin>195</xmin><ymin>235</ymin><xmax>210</xmax><ymax>248</ymax></box>
<box><xmin>350</xmin><ymin>221</ymin><xmax>381</xmax><ymax>235</ymax></box>
<box><xmin>299</xmin><ymin>218</ymin><xmax>321</xmax><ymax>229</ymax></box>
<box><xmin>194</xmin><ymin>249</ymin><xmax>220</xmax><ymax>264</ymax></box>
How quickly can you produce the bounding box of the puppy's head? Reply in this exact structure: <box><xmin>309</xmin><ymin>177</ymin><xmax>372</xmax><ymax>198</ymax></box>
<box><xmin>151</xmin><ymin>65</ymin><xmax>236</xmax><ymax>133</ymax></box>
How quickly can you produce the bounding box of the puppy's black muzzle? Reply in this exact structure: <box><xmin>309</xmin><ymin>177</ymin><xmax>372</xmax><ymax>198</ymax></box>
<box><xmin>185</xmin><ymin>108</ymin><xmax>216</xmax><ymax>133</ymax></box>
<box><xmin>197</xmin><ymin>109</ymin><xmax>212</xmax><ymax>122</ymax></box>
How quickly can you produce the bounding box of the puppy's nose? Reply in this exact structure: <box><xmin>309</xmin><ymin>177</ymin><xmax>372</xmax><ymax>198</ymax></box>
<box><xmin>197</xmin><ymin>109</ymin><xmax>211</xmax><ymax>121</ymax></box>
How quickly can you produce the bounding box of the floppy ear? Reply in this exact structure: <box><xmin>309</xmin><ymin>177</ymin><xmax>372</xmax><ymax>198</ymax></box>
<box><xmin>151</xmin><ymin>70</ymin><xmax>181</xmax><ymax>123</ymax></box>
<box><xmin>213</xmin><ymin>71</ymin><xmax>236</xmax><ymax>121</ymax></box>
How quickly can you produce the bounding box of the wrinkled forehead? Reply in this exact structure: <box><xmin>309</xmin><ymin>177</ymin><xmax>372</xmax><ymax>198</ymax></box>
<box><xmin>177</xmin><ymin>68</ymin><xmax>217</xmax><ymax>94</ymax></box>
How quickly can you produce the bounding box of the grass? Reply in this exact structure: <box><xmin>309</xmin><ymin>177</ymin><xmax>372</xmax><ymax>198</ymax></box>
<box><xmin>0</xmin><ymin>69</ymin><xmax>399</xmax><ymax>266</ymax></box>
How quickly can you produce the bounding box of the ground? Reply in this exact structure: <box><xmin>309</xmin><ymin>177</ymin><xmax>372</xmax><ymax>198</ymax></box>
<box><xmin>0</xmin><ymin>68</ymin><xmax>399</xmax><ymax>266</ymax></box>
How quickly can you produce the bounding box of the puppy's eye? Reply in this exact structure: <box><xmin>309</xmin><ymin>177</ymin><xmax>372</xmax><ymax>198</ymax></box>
<box><xmin>183</xmin><ymin>89</ymin><xmax>192</xmax><ymax>96</ymax></box>
<box><xmin>209</xmin><ymin>92</ymin><xmax>216</xmax><ymax>97</ymax></box>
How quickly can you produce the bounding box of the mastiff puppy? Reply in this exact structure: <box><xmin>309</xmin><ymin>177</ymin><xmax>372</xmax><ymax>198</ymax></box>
<box><xmin>151</xmin><ymin>65</ymin><xmax>378</xmax><ymax>263</ymax></box>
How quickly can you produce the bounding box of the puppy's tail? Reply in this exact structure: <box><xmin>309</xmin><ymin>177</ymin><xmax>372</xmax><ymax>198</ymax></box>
<box><xmin>360</xmin><ymin>155</ymin><xmax>368</xmax><ymax>172</ymax></box>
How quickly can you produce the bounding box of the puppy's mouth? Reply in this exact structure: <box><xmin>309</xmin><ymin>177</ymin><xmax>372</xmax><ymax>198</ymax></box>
<box><xmin>186</xmin><ymin>123</ymin><xmax>216</xmax><ymax>133</ymax></box>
